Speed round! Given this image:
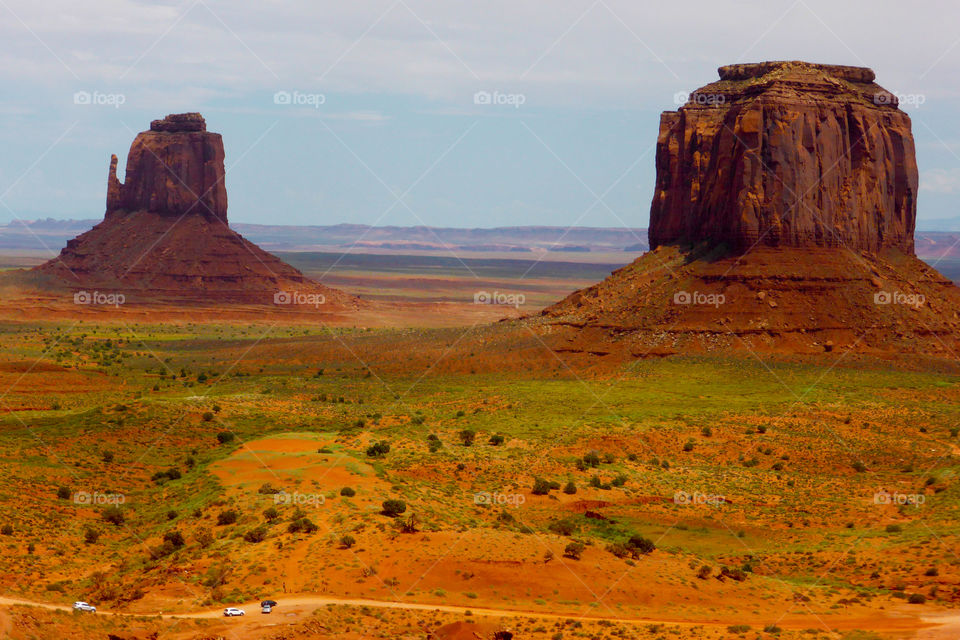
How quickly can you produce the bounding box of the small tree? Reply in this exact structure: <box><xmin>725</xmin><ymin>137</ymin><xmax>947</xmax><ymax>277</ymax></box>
<box><xmin>564</xmin><ymin>541</ymin><xmax>585</xmax><ymax>560</ymax></box>
<box><xmin>216</xmin><ymin>509</ymin><xmax>238</xmax><ymax>526</ymax></box>
<box><xmin>382</xmin><ymin>499</ymin><xmax>407</xmax><ymax>517</ymax></box>
<box><xmin>163</xmin><ymin>530</ymin><xmax>185</xmax><ymax>548</ymax></box>
<box><xmin>263</xmin><ymin>507</ymin><xmax>280</xmax><ymax>522</ymax></box>
<box><xmin>340</xmin><ymin>487</ymin><xmax>356</xmax><ymax>497</ymax></box>
<box><xmin>366</xmin><ymin>441</ymin><xmax>391</xmax><ymax>458</ymax></box>
<box><xmin>195</xmin><ymin>527</ymin><xmax>214</xmax><ymax>548</ymax></box>
<box><xmin>563</xmin><ymin>481</ymin><xmax>577</xmax><ymax>495</ymax></box>
<box><xmin>458</xmin><ymin>430</ymin><xmax>476</xmax><ymax>446</ymax></box>
<box><xmin>216</xmin><ymin>431</ymin><xmax>235</xmax><ymax>444</ymax></box>
<box><xmin>102</xmin><ymin>506</ymin><xmax>124</xmax><ymax>525</ymax></box>
<box><xmin>244</xmin><ymin>526</ymin><xmax>268</xmax><ymax>543</ymax></box>
<box><xmin>532</xmin><ymin>477</ymin><xmax>553</xmax><ymax>495</ymax></box>
<box><xmin>339</xmin><ymin>534</ymin><xmax>356</xmax><ymax>549</ymax></box>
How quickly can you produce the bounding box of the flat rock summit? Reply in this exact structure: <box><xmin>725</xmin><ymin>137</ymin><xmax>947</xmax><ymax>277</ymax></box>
<box><xmin>35</xmin><ymin>114</ymin><xmax>355</xmax><ymax>307</ymax></box>
<box><xmin>542</xmin><ymin>61</ymin><xmax>960</xmax><ymax>355</ymax></box>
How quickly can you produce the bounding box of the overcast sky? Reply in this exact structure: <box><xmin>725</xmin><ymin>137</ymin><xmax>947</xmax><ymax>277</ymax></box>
<box><xmin>1</xmin><ymin>0</ymin><xmax>958</xmax><ymax>229</ymax></box>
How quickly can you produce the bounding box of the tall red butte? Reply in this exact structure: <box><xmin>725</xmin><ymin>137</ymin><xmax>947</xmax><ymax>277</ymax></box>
<box><xmin>35</xmin><ymin>113</ymin><xmax>354</xmax><ymax>307</ymax></box>
<box><xmin>542</xmin><ymin>62</ymin><xmax>960</xmax><ymax>355</ymax></box>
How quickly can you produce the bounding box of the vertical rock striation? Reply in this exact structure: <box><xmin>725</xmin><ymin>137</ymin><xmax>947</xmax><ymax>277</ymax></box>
<box><xmin>648</xmin><ymin>61</ymin><xmax>918</xmax><ymax>254</ymax></box>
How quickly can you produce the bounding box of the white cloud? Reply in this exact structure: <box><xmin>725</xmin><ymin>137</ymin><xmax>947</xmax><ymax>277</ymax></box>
<box><xmin>922</xmin><ymin>168</ymin><xmax>960</xmax><ymax>194</ymax></box>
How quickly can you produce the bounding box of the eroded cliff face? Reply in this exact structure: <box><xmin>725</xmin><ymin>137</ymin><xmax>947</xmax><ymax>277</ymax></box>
<box><xmin>648</xmin><ymin>61</ymin><xmax>918</xmax><ymax>254</ymax></box>
<box><xmin>106</xmin><ymin>113</ymin><xmax>228</xmax><ymax>223</ymax></box>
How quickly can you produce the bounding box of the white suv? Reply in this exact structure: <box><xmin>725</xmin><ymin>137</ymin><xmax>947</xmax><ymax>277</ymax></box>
<box><xmin>223</xmin><ymin>607</ymin><xmax>245</xmax><ymax>617</ymax></box>
<box><xmin>73</xmin><ymin>601</ymin><xmax>96</xmax><ymax>613</ymax></box>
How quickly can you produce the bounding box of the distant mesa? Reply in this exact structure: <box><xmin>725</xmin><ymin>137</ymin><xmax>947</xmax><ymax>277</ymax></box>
<box><xmin>34</xmin><ymin>113</ymin><xmax>356</xmax><ymax>308</ymax></box>
<box><xmin>542</xmin><ymin>62</ymin><xmax>960</xmax><ymax>355</ymax></box>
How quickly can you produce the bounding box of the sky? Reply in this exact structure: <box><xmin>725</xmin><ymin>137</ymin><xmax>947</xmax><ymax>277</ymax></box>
<box><xmin>0</xmin><ymin>0</ymin><xmax>958</xmax><ymax>229</ymax></box>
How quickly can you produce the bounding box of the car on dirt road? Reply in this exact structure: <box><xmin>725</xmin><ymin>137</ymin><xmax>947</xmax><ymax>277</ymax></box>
<box><xmin>73</xmin><ymin>601</ymin><xmax>96</xmax><ymax>613</ymax></box>
<box><xmin>223</xmin><ymin>607</ymin><xmax>245</xmax><ymax>617</ymax></box>
<box><xmin>261</xmin><ymin>604</ymin><xmax>272</xmax><ymax>614</ymax></box>
<box><xmin>260</xmin><ymin>599</ymin><xmax>277</xmax><ymax>608</ymax></box>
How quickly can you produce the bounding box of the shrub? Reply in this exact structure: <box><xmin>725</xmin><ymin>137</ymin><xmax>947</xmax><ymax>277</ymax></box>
<box><xmin>763</xmin><ymin>625</ymin><xmax>782</xmax><ymax>633</ymax></box>
<box><xmin>340</xmin><ymin>534</ymin><xmax>356</xmax><ymax>549</ymax></box>
<box><xmin>682</xmin><ymin>441</ymin><xmax>694</xmax><ymax>452</ymax></box>
<box><xmin>166</xmin><ymin>510</ymin><xmax>178</xmax><ymax>520</ymax></box>
<box><xmin>195</xmin><ymin>528</ymin><xmax>214</xmax><ymax>548</ymax></box>
<box><xmin>216</xmin><ymin>431</ymin><xmax>235</xmax><ymax>444</ymax></box>
<box><xmin>458</xmin><ymin>430</ymin><xmax>476</xmax><ymax>446</ymax></box>
<box><xmin>56</xmin><ymin>486</ymin><xmax>71</xmax><ymax>500</ymax></box>
<box><xmin>886</xmin><ymin>524</ymin><xmax>903</xmax><ymax>533</ymax></box>
<box><xmin>627</xmin><ymin>535</ymin><xmax>656</xmax><ymax>556</ymax></box>
<box><xmin>216</xmin><ymin>509</ymin><xmax>238</xmax><ymax>526</ymax></box>
<box><xmin>852</xmin><ymin>461</ymin><xmax>867</xmax><ymax>473</ymax></box>
<box><xmin>701</xmin><ymin>426</ymin><xmax>712</xmax><ymax>437</ymax></box>
<box><xmin>382</xmin><ymin>499</ymin><xmax>407</xmax><ymax>517</ymax></box>
<box><xmin>84</xmin><ymin>528</ymin><xmax>100</xmax><ymax>544</ymax></box>
<box><xmin>428</xmin><ymin>439</ymin><xmax>442</xmax><ymax>453</ymax></box>
<box><xmin>532</xmin><ymin>477</ymin><xmax>553</xmax><ymax>495</ymax></box>
<box><xmin>340</xmin><ymin>487</ymin><xmax>356</xmax><ymax>497</ymax></box>
<box><xmin>257</xmin><ymin>483</ymin><xmax>281</xmax><ymax>495</ymax></box>
<box><xmin>151</xmin><ymin>468</ymin><xmax>181</xmax><ymax>483</ymax></box>
<box><xmin>244</xmin><ymin>526</ymin><xmax>268</xmax><ymax>543</ymax></box>
<box><xmin>563</xmin><ymin>481</ymin><xmax>577</xmax><ymax>495</ymax></box>
<box><xmin>488</xmin><ymin>434</ymin><xmax>505</xmax><ymax>446</ymax></box>
<box><xmin>727</xmin><ymin>625</ymin><xmax>751</xmax><ymax>633</ymax></box>
<box><xmin>563</xmin><ymin>541</ymin><xmax>585</xmax><ymax>560</ymax></box>
<box><xmin>925</xmin><ymin>567</ymin><xmax>939</xmax><ymax>576</ymax></box>
<box><xmin>102</xmin><ymin>450</ymin><xmax>115</xmax><ymax>463</ymax></box>
<box><xmin>202</xmin><ymin>412</ymin><xmax>214</xmax><ymax>422</ymax></box>
<box><xmin>163</xmin><ymin>530</ymin><xmax>185</xmax><ymax>548</ymax></box>
<box><xmin>102</xmin><ymin>506</ymin><xmax>124</xmax><ymax>525</ymax></box>
<box><xmin>366</xmin><ymin>441</ymin><xmax>391</xmax><ymax>458</ymax></box>
<box><xmin>696</xmin><ymin>565</ymin><xmax>712</xmax><ymax>580</ymax></box>
<box><xmin>288</xmin><ymin>518</ymin><xmax>318</xmax><ymax>534</ymax></box>
<box><xmin>263</xmin><ymin>507</ymin><xmax>280</xmax><ymax>522</ymax></box>
<box><xmin>908</xmin><ymin>593</ymin><xmax>927</xmax><ymax>604</ymax></box>
<box><xmin>611</xmin><ymin>474</ymin><xmax>628</xmax><ymax>487</ymax></box>
<box><xmin>582</xmin><ymin>451</ymin><xmax>601</xmax><ymax>467</ymax></box>
<box><xmin>548</xmin><ymin>517</ymin><xmax>579</xmax><ymax>537</ymax></box>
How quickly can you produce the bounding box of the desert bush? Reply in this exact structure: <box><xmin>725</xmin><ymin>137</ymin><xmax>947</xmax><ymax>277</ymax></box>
<box><xmin>216</xmin><ymin>509</ymin><xmax>238</xmax><ymax>526</ymax></box>
<box><xmin>908</xmin><ymin>593</ymin><xmax>927</xmax><ymax>604</ymax></box>
<box><xmin>102</xmin><ymin>506</ymin><xmax>124</xmax><ymax>525</ymax></box>
<box><xmin>532</xmin><ymin>477</ymin><xmax>553</xmax><ymax>495</ymax></box>
<box><xmin>340</xmin><ymin>487</ymin><xmax>356</xmax><ymax>497</ymax></box>
<box><xmin>701</xmin><ymin>426</ymin><xmax>712</xmax><ymax>437</ymax></box>
<box><xmin>852</xmin><ymin>461</ymin><xmax>867</xmax><ymax>473</ymax></box>
<box><xmin>627</xmin><ymin>535</ymin><xmax>656</xmax><ymax>555</ymax></box>
<box><xmin>244</xmin><ymin>526</ymin><xmax>268</xmax><ymax>543</ymax></box>
<box><xmin>381</xmin><ymin>499</ymin><xmax>407</xmax><ymax>517</ymax></box>
<box><xmin>683</xmin><ymin>440</ymin><xmax>694</xmax><ymax>452</ymax></box>
<box><xmin>163</xmin><ymin>530</ymin><xmax>185</xmax><ymax>548</ymax></box>
<box><xmin>56</xmin><ymin>486</ymin><xmax>71</xmax><ymax>500</ymax></box>
<box><xmin>288</xmin><ymin>518</ymin><xmax>318</xmax><ymax>534</ymax></box>
<box><xmin>257</xmin><ymin>483</ymin><xmax>281</xmax><ymax>495</ymax></box>
<box><xmin>563</xmin><ymin>541</ymin><xmax>585</xmax><ymax>560</ymax></box>
<box><xmin>696</xmin><ymin>565</ymin><xmax>712</xmax><ymax>579</ymax></box>
<box><xmin>340</xmin><ymin>534</ymin><xmax>356</xmax><ymax>549</ymax></box>
<box><xmin>84</xmin><ymin>528</ymin><xmax>99</xmax><ymax>544</ymax></box>
<box><xmin>488</xmin><ymin>434</ymin><xmax>505</xmax><ymax>446</ymax></box>
<box><xmin>582</xmin><ymin>451</ymin><xmax>600</xmax><ymax>467</ymax></box>
<box><xmin>216</xmin><ymin>431</ymin><xmax>235</xmax><ymax>444</ymax></box>
<box><xmin>263</xmin><ymin>507</ymin><xmax>280</xmax><ymax>522</ymax></box>
<box><xmin>366</xmin><ymin>441</ymin><xmax>391</xmax><ymax>458</ymax></box>
<box><xmin>458</xmin><ymin>430</ymin><xmax>476</xmax><ymax>446</ymax></box>
<box><xmin>548</xmin><ymin>517</ymin><xmax>579</xmax><ymax>537</ymax></box>
<box><xmin>195</xmin><ymin>528</ymin><xmax>214</xmax><ymax>548</ymax></box>
<box><xmin>202</xmin><ymin>412</ymin><xmax>214</xmax><ymax>422</ymax></box>
<box><xmin>563</xmin><ymin>481</ymin><xmax>577</xmax><ymax>495</ymax></box>
<box><xmin>166</xmin><ymin>510</ymin><xmax>178</xmax><ymax>520</ymax></box>
<box><xmin>611</xmin><ymin>473</ymin><xmax>628</xmax><ymax>487</ymax></box>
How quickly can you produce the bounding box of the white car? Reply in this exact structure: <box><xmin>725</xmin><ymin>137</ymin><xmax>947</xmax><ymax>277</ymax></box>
<box><xmin>223</xmin><ymin>607</ymin><xmax>245</xmax><ymax>617</ymax></box>
<box><xmin>73</xmin><ymin>601</ymin><xmax>96</xmax><ymax>613</ymax></box>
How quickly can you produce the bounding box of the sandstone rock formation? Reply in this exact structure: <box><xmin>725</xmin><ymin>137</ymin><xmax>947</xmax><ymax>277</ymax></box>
<box><xmin>35</xmin><ymin>114</ymin><xmax>355</xmax><ymax>307</ymax></box>
<box><xmin>541</xmin><ymin>62</ymin><xmax>960</xmax><ymax>356</ymax></box>
<box><xmin>649</xmin><ymin>61</ymin><xmax>918</xmax><ymax>253</ymax></box>
<box><xmin>106</xmin><ymin>113</ymin><xmax>227</xmax><ymax>223</ymax></box>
